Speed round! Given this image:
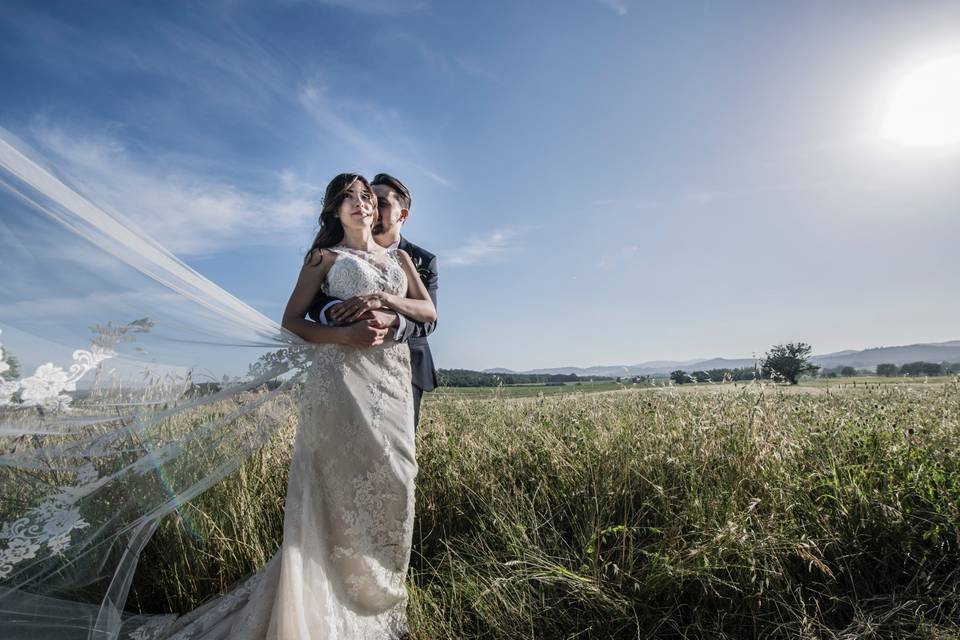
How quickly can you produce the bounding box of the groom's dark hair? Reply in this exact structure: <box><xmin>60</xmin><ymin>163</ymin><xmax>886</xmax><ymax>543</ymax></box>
<box><xmin>372</xmin><ymin>173</ymin><xmax>411</xmax><ymax>210</ymax></box>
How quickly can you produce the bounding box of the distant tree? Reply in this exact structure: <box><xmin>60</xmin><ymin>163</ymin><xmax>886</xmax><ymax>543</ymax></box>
<box><xmin>691</xmin><ymin>370</ymin><xmax>711</xmax><ymax>383</ymax></box>
<box><xmin>923</xmin><ymin>362</ymin><xmax>944</xmax><ymax>376</ymax></box>
<box><xmin>0</xmin><ymin>347</ymin><xmax>20</xmax><ymax>381</ymax></box>
<box><xmin>840</xmin><ymin>366</ymin><xmax>857</xmax><ymax>377</ymax></box>
<box><xmin>876</xmin><ymin>363</ymin><xmax>899</xmax><ymax>377</ymax></box>
<box><xmin>900</xmin><ymin>362</ymin><xmax>920</xmax><ymax>376</ymax></box>
<box><xmin>899</xmin><ymin>361</ymin><xmax>944</xmax><ymax>377</ymax></box>
<box><xmin>436</xmin><ymin>368</ymin><xmax>611</xmax><ymax>387</ymax></box>
<box><xmin>716</xmin><ymin>367</ymin><xmax>759</xmax><ymax>382</ymax></box>
<box><xmin>761</xmin><ymin>342</ymin><xmax>819</xmax><ymax>385</ymax></box>
<box><xmin>670</xmin><ymin>370</ymin><xmax>690</xmax><ymax>385</ymax></box>
<box><xmin>950</xmin><ymin>362</ymin><xmax>960</xmax><ymax>374</ymax></box>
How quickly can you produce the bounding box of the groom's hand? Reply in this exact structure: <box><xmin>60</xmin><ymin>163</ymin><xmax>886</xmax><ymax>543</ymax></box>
<box><xmin>340</xmin><ymin>319</ymin><xmax>389</xmax><ymax>348</ymax></box>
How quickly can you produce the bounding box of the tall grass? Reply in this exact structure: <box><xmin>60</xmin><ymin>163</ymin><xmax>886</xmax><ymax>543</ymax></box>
<box><xmin>130</xmin><ymin>381</ymin><xmax>960</xmax><ymax>639</ymax></box>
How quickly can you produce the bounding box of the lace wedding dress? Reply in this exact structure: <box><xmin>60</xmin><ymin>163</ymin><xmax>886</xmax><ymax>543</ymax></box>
<box><xmin>160</xmin><ymin>246</ymin><xmax>417</xmax><ymax>640</ymax></box>
<box><xmin>1</xmin><ymin>136</ymin><xmax>425</xmax><ymax>639</ymax></box>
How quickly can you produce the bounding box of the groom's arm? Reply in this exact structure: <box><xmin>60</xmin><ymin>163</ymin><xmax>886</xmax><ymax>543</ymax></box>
<box><xmin>313</xmin><ymin>291</ymin><xmax>408</xmax><ymax>336</ymax></box>
<box><xmin>395</xmin><ymin>255</ymin><xmax>438</xmax><ymax>342</ymax></box>
<box><xmin>307</xmin><ymin>292</ymin><xmax>341</xmax><ymax>325</ymax></box>
<box><xmin>317</xmin><ymin>252</ymin><xmax>437</xmax><ymax>341</ymax></box>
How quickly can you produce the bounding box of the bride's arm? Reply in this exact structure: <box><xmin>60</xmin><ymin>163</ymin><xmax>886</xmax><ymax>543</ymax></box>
<box><xmin>380</xmin><ymin>250</ymin><xmax>437</xmax><ymax>323</ymax></box>
<box><xmin>281</xmin><ymin>250</ymin><xmax>389</xmax><ymax>347</ymax></box>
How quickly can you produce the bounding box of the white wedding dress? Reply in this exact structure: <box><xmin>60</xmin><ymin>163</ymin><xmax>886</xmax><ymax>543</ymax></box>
<box><xmin>159</xmin><ymin>246</ymin><xmax>417</xmax><ymax>640</ymax></box>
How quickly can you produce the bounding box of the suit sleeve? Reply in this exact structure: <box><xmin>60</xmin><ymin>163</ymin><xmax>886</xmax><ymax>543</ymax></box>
<box><xmin>395</xmin><ymin>255</ymin><xmax>438</xmax><ymax>343</ymax></box>
<box><xmin>307</xmin><ymin>291</ymin><xmax>341</xmax><ymax>324</ymax></box>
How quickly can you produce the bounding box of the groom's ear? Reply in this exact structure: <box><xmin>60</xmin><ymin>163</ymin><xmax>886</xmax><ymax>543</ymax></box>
<box><xmin>399</xmin><ymin>208</ymin><xmax>410</xmax><ymax>223</ymax></box>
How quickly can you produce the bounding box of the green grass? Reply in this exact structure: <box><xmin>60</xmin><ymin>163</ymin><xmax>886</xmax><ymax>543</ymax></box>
<box><xmin>122</xmin><ymin>378</ymin><xmax>960</xmax><ymax>638</ymax></box>
<box><xmin>431</xmin><ymin>381</ymin><xmax>629</xmax><ymax>398</ymax></box>
<box><xmin>799</xmin><ymin>375</ymin><xmax>957</xmax><ymax>388</ymax></box>
<box><xmin>430</xmin><ymin>376</ymin><xmax>956</xmax><ymax>401</ymax></box>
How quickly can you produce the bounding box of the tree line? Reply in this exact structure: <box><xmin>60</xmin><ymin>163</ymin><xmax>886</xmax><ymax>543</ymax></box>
<box><xmin>669</xmin><ymin>367</ymin><xmax>759</xmax><ymax>385</ymax></box>
<box><xmin>671</xmin><ymin>342</ymin><xmax>820</xmax><ymax>385</ymax></box>
<box><xmin>668</xmin><ymin>342</ymin><xmax>960</xmax><ymax>385</ymax></box>
<box><xmin>438</xmin><ymin>369</ymin><xmax>613</xmax><ymax>387</ymax></box>
<box><xmin>874</xmin><ymin>361</ymin><xmax>959</xmax><ymax>377</ymax></box>
<box><xmin>818</xmin><ymin>361</ymin><xmax>959</xmax><ymax>377</ymax></box>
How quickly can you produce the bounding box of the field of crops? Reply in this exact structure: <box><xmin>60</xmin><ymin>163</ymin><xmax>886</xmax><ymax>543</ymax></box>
<box><xmin>431</xmin><ymin>376</ymin><xmax>959</xmax><ymax>399</ymax></box>
<box><xmin>431</xmin><ymin>380</ymin><xmax>629</xmax><ymax>398</ymax></box>
<box><xmin>126</xmin><ymin>378</ymin><xmax>960</xmax><ymax>639</ymax></box>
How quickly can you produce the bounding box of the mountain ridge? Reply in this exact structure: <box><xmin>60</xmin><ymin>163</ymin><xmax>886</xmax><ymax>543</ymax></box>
<box><xmin>482</xmin><ymin>340</ymin><xmax>960</xmax><ymax>377</ymax></box>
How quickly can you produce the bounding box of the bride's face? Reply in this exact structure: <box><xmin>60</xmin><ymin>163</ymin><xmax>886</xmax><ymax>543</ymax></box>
<box><xmin>337</xmin><ymin>180</ymin><xmax>377</xmax><ymax>230</ymax></box>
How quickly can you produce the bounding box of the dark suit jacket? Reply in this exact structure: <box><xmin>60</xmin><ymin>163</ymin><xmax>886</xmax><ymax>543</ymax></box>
<box><xmin>307</xmin><ymin>236</ymin><xmax>439</xmax><ymax>391</ymax></box>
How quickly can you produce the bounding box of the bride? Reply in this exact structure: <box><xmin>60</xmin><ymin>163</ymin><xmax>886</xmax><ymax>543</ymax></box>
<box><xmin>1</xmin><ymin>134</ymin><xmax>439</xmax><ymax>638</ymax></box>
<box><xmin>159</xmin><ymin>172</ymin><xmax>435</xmax><ymax>639</ymax></box>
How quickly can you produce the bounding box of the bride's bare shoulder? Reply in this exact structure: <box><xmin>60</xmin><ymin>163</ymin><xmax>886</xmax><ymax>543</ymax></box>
<box><xmin>302</xmin><ymin>248</ymin><xmax>338</xmax><ymax>269</ymax></box>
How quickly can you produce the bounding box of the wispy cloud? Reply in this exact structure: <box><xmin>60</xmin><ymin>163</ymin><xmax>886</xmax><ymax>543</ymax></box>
<box><xmin>6</xmin><ymin>3</ymin><xmax>455</xmax><ymax>239</ymax></box>
<box><xmin>441</xmin><ymin>227</ymin><xmax>528</xmax><ymax>266</ymax></box>
<box><xmin>298</xmin><ymin>81</ymin><xmax>395</xmax><ymax>165</ymax></box>
<box><xmin>454</xmin><ymin>56</ymin><xmax>498</xmax><ymax>82</ymax></box>
<box><xmin>0</xmin><ymin>290</ymin><xmax>181</xmax><ymax>322</ymax></box>
<box><xmin>380</xmin><ymin>31</ymin><xmax>497</xmax><ymax>82</ymax></box>
<box><xmin>298</xmin><ymin>79</ymin><xmax>453</xmax><ymax>187</ymax></box>
<box><xmin>591</xmin><ymin>181</ymin><xmax>828</xmax><ymax>213</ymax></box>
<box><xmin>32</xmin><ymin>126</ymin><xmax>320</xmax><ymax>255</ymax></box>
<box><xmin>281</xmin><ymin>0</ymin><xmax>428</xmax><ymax>15</ymax></box>
<box><xmin>595</xmin><ymin>0</ymin><xmax>628</xmax><ymax>16</ymax></box>
<box><xmin>592</xmin><ymin>197</ymin><xmax>658</xmax><ymax>209</ymax></box>
<box><xmin>685</xmin><ymin>189</ymin><xmax>726</xmax><ymax>204</ymax></box>
<box><xmin>683</xmin><ymin>181</ymin><xmax>831</xmax><ymax>205</ymax></box>
<box><xmin>599</xmin><ymin>244</ymin><xmax>640</xmax><ymax>268</ymax></box>
<box><xmin>413</xmin><ymin>165</ymin><xmax>455</xmax><ymax>188</ymax></box>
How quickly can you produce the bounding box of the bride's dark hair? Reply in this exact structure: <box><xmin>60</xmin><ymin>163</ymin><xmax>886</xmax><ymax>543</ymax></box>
<box><xmin>307</xmin><ymin>173</ymin><xmax>377</xmax><ymax>257</ymax></box>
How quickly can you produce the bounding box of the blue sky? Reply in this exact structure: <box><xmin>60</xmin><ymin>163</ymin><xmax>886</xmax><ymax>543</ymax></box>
<box><xmin>1</xmin><ymin>0</ymin><xmax>959</xmax><ymax>371</ymax></box>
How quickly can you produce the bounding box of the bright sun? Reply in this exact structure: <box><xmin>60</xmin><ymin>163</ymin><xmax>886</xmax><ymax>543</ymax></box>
<box><xmin>882</xmin><ymin>55</ymin><xmax>960</xmax><ymax>147</ymax></box>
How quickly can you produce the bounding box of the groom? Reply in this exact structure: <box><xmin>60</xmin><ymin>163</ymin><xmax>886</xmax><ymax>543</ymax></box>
<box><xmin>308</xmin><ymin>173</ymin><xmax>439</xmax><ymax>427</ymax></box>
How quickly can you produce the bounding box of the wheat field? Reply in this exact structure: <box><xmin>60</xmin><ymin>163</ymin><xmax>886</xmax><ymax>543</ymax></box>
<box><xmin>123</xmin><ymin>380</ymin><xmax>960</xmax><ymax>639</ymax></box>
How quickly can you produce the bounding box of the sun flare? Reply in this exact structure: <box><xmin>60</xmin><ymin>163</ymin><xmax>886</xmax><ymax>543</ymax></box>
<box><xmin>882</xmin><ymin>55</ymin><xmax>960</xmax><ymax>147</ymax></box>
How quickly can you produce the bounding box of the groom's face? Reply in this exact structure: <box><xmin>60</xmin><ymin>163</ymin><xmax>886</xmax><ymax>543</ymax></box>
<box><xmin>372</xmin><ymin>184</ymin><xmax>408</xmax><ymax>236</ymax></box>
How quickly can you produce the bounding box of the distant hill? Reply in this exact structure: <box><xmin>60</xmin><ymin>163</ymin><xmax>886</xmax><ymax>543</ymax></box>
<box><xmin>490</xmin><ymin>340</ymin><xmax>960</xmax><ymax>377</ymax></box>
<box><xmin>682</xmin><ymin>357</ymin><xmax>756</xmax><ymax>371</ymax></box>
<box><xmin>812</xmin><ymin>341</ymin><xmax>960</xmax><ymax>369</ymax></box>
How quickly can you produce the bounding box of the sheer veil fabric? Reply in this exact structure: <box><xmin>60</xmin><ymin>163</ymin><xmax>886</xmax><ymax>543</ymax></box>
<box><xmin>0</xmin><ymin>130</ymin><xmax>416</xmax><ymax>639</ymax></box>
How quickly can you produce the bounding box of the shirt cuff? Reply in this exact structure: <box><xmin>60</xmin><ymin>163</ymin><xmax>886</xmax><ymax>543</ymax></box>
<box><xmin>393</xmin><ymin>314</ymin><xmax>407</xmax><ymax>341</ymax></box>
<box><xmin>318</xmin><ymin>300</ymin><xmax>341</xmax><ymax>325</ymax></box>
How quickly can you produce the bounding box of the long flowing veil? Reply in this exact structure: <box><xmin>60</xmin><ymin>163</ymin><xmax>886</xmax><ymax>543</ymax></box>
<box><xmin>0</xmin><ymin>129</ymin><xmax>311</xmax><ymax>639</ymax></box>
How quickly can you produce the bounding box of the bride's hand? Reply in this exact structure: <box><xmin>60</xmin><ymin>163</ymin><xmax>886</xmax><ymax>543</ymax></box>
<box><xmin>339</xmin><ymin>319</ymin><xmax>389</xmax><ymax>348</ymax></box>
<box><xmin>330</xmin><ymin>293</ymin><xmax>389</xmax><ymax>324</ymax></box>
<box><xmin>357</xmin><ymin>309</ymin><xmax>399</xmax><ymax>329</ymax></box>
